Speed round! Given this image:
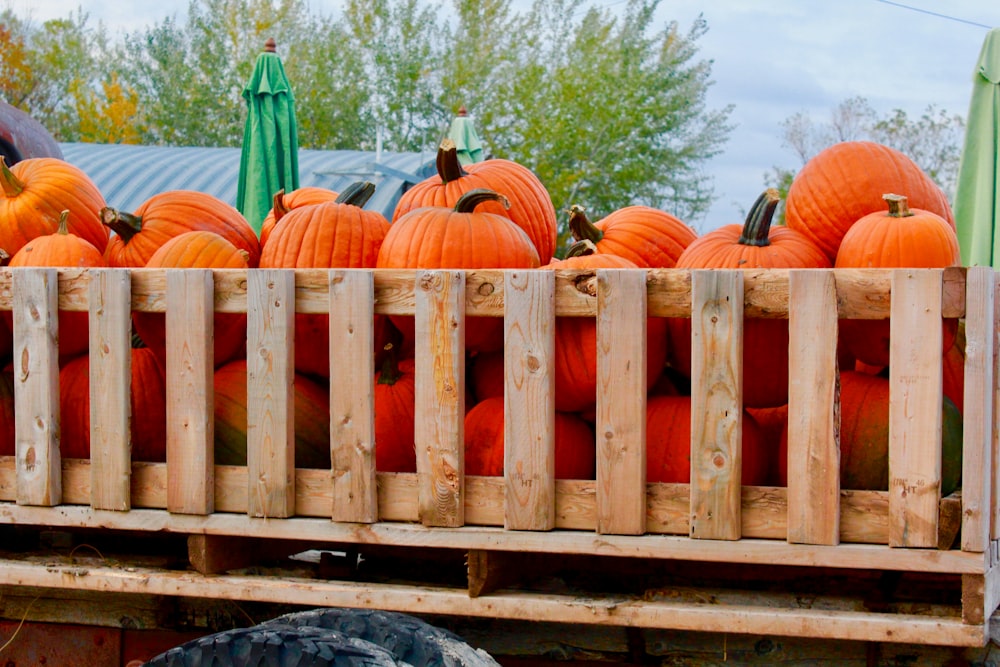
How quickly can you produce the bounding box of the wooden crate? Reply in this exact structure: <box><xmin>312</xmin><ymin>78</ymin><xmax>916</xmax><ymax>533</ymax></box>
<box><xmin>0</xmin><ymin>265</ymin><xmax>996</xmax><ymax>648</ymax></box>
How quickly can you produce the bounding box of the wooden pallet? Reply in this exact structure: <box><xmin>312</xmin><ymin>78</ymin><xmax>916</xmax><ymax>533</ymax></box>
<box><xmin>0</xmin><ymin>265</ymin><xmax>996</xmax><ymax>648</ymax></box>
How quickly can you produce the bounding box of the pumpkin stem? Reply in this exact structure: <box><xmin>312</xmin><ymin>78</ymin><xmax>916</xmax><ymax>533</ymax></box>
<box><xmin>437</xmin><ymin>138</ymin><xmax>469</xmax><ymax>184</ymax></box>
<box><xmin>0</xmin><ymin>248</ymin><xmax>9</xmax><ymax>267</ymax></box>
<box><xmin>272</xmin><ymin>189</ymin><xmax>289</xmax><ymax>222</ymax></box>
<box><xmin>335</xmin><ymin>181</ymin><xmax>376</xmax><ymax>208</ymax></box>
<box><xmin>565</xmin><ymin>238</ymin><xmax>598</xmax><ymax>258</ymax></box>
<box><xmin>882</xmin><ymin>193</ymin><xmax>913</xmax><ymax>218</ymax></box>
<box><xmin>377</xmin><ymin>322</ymin><xmax>405</xmax><ymax>386</ymax></box>
<box><xmin>56</xmin><ymin>210</ymin><xmax>71</xmax><ymax>235</ymax></box>
<box><xmin>101</xmin><ymin>206</ymin><xmax>143</xmax><ymax>244</ymax></box>
<box><xmin>455</xmin><ymin>188</ymin><xmax>510</xmax><ymax>214</ymax></box>
<box><xmin>738</xmin><ymin>189</ymin><xmax>781</xmax><ymax>247</ymax></box>
<box><xmin>567</xmin><ymin>205</ymin><xmax>604</xmax><ymax>244</ymax></box>
<box><xmin>0</xmin><ymin>156</ymin><xmax>25</xmax><ymax>198</ymax></box>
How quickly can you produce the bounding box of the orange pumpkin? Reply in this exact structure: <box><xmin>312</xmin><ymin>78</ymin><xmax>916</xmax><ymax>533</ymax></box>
<box><xmin>835</xmin><ymin>193</ymin><xmax>960</xmax><ymax>368</ymax></box>
<box><xmin>374</xmin><ymin>340</ymin><xmax>417</xmax><ymax>473</ymax></box>
<box><xmin>102</xmin><ymin>190</ymin><xmax>261</xmax><ymax>268</ymax></box>
<box><xmin>259</xmin><ymin>186</ymin><xmax>339</xmax><ymax>248</ymax></box>
<box><xmin>672</xmin><ymin>190</ymin><xmax>830</xmax><ymax>408</ymax></box>
<box><xmin>566</xmin><ymin>204</ymin><xmax>697</xmax><ymax>268</ymax></box>
<box><xmin>0</xmin><ymin>155</ymin><xmax>110</xmax><ymax>256</ymax></box>
<box><xmin>132</xmin><ymin>230</ymin><xmax>250</xmax><ymax>369</ymax></box>
<box><xmin>785</xmin><ymin>141</ymin><xmax>954</xmax><ymax>262</ymax></box>
<box><xmin>392</xmin><ymin>139</ymin><xmax>558</xmax><ymax>263</ymax></box>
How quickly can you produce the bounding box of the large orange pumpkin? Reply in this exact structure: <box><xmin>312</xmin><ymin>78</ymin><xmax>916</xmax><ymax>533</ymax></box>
<box><xmin>835</xmin><ymin>193</ymin><xmax>960</xmax><ymax>368</ymax></box>
<box><xmin>566</xmin><ymin>204</ymin><xmax>697</xmax><ymax>268</ymax></box>
<box><xmin>379</xmin><ymin>188</ymin><xmax>541</xmax><ymax>353</ymax></box>
<box><xmin>102</xmin><ymin>190</ymin><xmax>261</xmax><ymax>268</ymax></box>
<box><xmin>260</xmin><ymin>181</ymin><xmax>391</xmax><ymax>379</ymax></box>
<box><xmin>672</xmin><ymin>190</ymin><xmax>830</xmax><ymax>408</ymax></box>
<box><xmin>132</xmin><ymin>230</ymin><xmax>250</xmax><ymax>369</ymax></box>
<box><xmin>785</xmin><ymin>141</ymin><xmax>954</xmax><ymax>262</ymax></box>
<box><xmin>392</xmin><ymin>139</ymin><xmax>558</xmax><ymax>263</ymax></box>
<box><xmin>0</xmin><ymin>155</ymin><xmax>110</xmax><ymax>256</ymax></box>
<box><xmin>259</xmin><ymin>186</ymin><xmax>340</xmax><ymax>248</ymax></box>
<box><xmin>374</xmin><ymin>340</ymin><xmax>417</xmax><ymax>473</ymax></box>
<box><xmin>464</xmin><ymin>395</ymin><xmax>596</xmax><ymax>480</ymax></box>
<box><xmin>543</xmin><ymin>247</ymin><xmax>668</xmax><ymax>412</ymax></box>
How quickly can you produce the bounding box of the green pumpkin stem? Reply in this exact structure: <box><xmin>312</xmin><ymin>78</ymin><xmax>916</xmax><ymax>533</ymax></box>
<box><xmin>738</xmin><ymin>188</ymin><xmax>781</xmax><ymax>248</ymax></box>
<box><xmin>455</xmin><ymin>188</ymin><xmax>509</xmax><ymax>213</ymax></box>
<box><xmin>436</xmin><ymin>138</ymin><xmax>469</xmax><ymax>184</ymax></box>
<box><xmin>101</xmin><ymin>206</ymin><xmax>143</xmax><ymax>244</ymax></box>
<box><xmin>0</xmin><ymin>156</ymin><xmax>25</xmax><ymax>197</ymax></box>
<box><xmin>335</xmin><ymin>181</ymin><xmax>376</xmax><ymax>207</ymax></box>
<box><xmin>567</xmin><ymin>205</ymin><xmax>604</xmax><ymax>244</ymax></box>
<box><xmin>882</xmin><ymin>193</ymin><xmax>913</xmax><ymax>217</ymax></box>
<box><xmin>565</xmin><ymin>238</ymin><xmax>598</xmax><ymax>258</ymax></box>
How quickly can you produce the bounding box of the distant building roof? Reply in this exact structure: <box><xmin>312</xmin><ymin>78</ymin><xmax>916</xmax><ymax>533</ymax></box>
<box><xmin>59</xmin><ymin>142</ymin><xmax>437</xmax><ymax>222</ymax></box>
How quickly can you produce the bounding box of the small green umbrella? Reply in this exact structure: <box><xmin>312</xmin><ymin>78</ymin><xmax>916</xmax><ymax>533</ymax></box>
<box><xmin>447</xmin><ymin>105</ymin><xmax>485</xmax><ymax>166</ymax></box>
<box><xmin>236</xmin><ymin>37</ymin><xmax>299</xmax><ymax>235</ymax></box>
<box><xmin>955</xmin><ymin>27</ymin><xmax>1000</xmax><ymax>267</ymax></box>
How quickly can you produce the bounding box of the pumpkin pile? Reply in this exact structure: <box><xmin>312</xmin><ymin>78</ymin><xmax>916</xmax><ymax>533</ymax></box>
<box><xmin>0</xmin><ymin>139</ymin><xmax>964</xmax><ymax>498</ymax></box>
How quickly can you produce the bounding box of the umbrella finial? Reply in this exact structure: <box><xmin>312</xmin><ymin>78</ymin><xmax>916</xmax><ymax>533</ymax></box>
<box><xmin>457</xmin><ymin>105</ymin><xmax>468</xmax><ymax>117</ymax></box>
<box><xmin>264</xmin><ymin>38</ymin><xmax>276</xmax><ymax>53</ymax></box>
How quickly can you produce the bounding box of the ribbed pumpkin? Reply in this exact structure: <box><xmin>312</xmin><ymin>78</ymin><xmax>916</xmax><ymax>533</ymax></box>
<box><xmin>58</xmin><ymin>346</ymin><xmax>168</xmax><ymax>461</ymax></box>
<box><xmin>835</xmin><ymin>193</ymin><xmax>960</xmax><ymax>368</ymax></box>
<box><xmin>259</xmin><ymin>186</ymin><xmax>340</xmax><ymax>248</ymax></box>
<box><xmin>671</xmin><ymin>190</ymin><xmax>830</xmax><ymax>408</ymax></box>
<box><xmin>785</xmin><ymin>141</ymin><xmax>954</xmax><ymax>262</ymax></box>
<box><xmin>213</xmin><ymin>359</ymin><xmax>331</xmax><ymax>469</ymax></box>
<box><xmin>777</xmin><ymin>369</ymin><xmax>962</xmax><ymax>495</ymax></box>
<box><xmin>646</xmin><ymin>394</ymin><xmax>772</xmax><ymax>485</ymax></box>
<box><xmin>132</xmin><ymin>230</ymin><xmax>250</xmax><ymax>369</ymax></box>
<box><xmin>101</xmin><ymin>190</ymin><xmax>261</xmax><ymax>268</ymax></box>
<box><xmin>566</xmin><ymin>204</ymin><xmax>697</xmax><ymax>268</ymax></box>
<box><xmin>260</xmin><ymin>182</ymin><xmax>391</xmax><ymax>379</ymax></box>
<box><xmin>0</xmin><ymin>155</ymin><xmax>110</xmax><ymax>256</ymax></box>
<box><xmin>378</xmin><ymin>188</ymin><xmax>541</xmax><ymax>353</ymax></box>
<box><xmin>374</xmin><ymin>340</ymin><xmax>417</xmax><ymax>473</ymax></box>
<box><xmin>6</xmin><ymin>210</ymin><xmax>107</xmax><ymax>360</ymax></box>
<box><xmin>392</xmin><ymin>139</ymin><xmax>558</xmax><ymax>263</ymax></box>
<box><xmin>543</xmin><ymin>245</ymin><xmax>668</xmax><ymax>412</ymax></box>
<box><xmin>464</xmin><ymin>395</ymin><xmax>596</xmax><ymax>480</ymax></box>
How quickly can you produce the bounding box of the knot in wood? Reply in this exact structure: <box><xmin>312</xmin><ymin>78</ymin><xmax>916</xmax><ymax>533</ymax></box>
<box><xmin>574</xmin><ymin>273</ymin><xmax>598</xmax><ymax>297</ymax></box>
<box><xmin>712</xmin><ymin>451</ymin><xmax>726</xmax><ymax>468</ymax></box>
<box><xmin>477</xmin><ymin>282</ymin><xmax>495</xmax><ymax>296</ymax></box>
<box><xmin>525</xmin><ymin>354</ymin><xmax>540</xmax><ymax>372</ymax></box>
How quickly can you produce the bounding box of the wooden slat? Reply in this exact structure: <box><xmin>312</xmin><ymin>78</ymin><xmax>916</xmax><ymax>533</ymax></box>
<box><xmin>993</xmin><ymin>276</ymin><xmax>1000</xmax><ymax>546</ymax></box>
<box><xmin>961</xmin><ymin>267</ymin><xmax>994</xmax><ymax>552</ymax></box>
<box><xmin>165</xmin><ymin>269</ymin><xmax>214</xmax><ymax>515</ymax></box>
<box><xmin>88</xmin><ymin>269</ymin><xmax>132</xmax><ymax>512</ymax></box>
<box><xmin>595</xmin><ymin>269</ymin><xmax>647</xmax><ymax>535</ymax></box>
<box><xmin>246</xmin><ymin>270</ymin><xmax>296</xmax><ymax>519</ymax></box>
<box><xmin>11</xmin><ymin>268</ymin><xmax>61</xmax><ymax>506</ymax></box>
<box><xmin>414</xmin><ymin>270</ymin><xmax>465</xmax><ymax>527</ymax></box>
<box><xmin>329</xmin><ymin>269</ymin><xmax>377</xmax><ymax>523</ymax></box>
<box><xmin>503</xmin><ymin>270</ymin><xmax>555</xmax><ymax>531</ymax></box>
<box><xmin>689</xmin><ymin>270</ymin><xmax>743</xmax><ymax>540</ymax></box>
<box><xmin>786</xmin><ymin>269</ymin><xmax>840</xmax><ymax>546</ymax></box>
<box><xmin>888</xmin><ymin>269</ymin><xmax>943</xmax><ymax>548</ymax></box>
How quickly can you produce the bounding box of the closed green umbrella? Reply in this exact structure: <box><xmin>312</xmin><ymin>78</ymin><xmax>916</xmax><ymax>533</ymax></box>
<box><xmin>955</xmin><ymin>27</ymin><xmax>1000</xmax><ymax>267</ymax></box>
<box><xmin>447</xmin><ymin>105</ymin><xmax>485</xmax><ymax>166</ymax></box>
<box><xmin>236</xmin><ymin>37</ymin><xmax>299</xmax><ymax>235</ymax></box>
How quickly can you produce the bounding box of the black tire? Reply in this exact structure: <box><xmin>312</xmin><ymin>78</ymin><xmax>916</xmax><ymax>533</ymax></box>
<box><xmin>258</xmin><ymin>608</ymin><xmax>500</xmax><ymax>667</ymax></box>
<box><xmin>142</xmin><ymin>625</ymin><xmax>401</xmax><ymax>667</ymax></box>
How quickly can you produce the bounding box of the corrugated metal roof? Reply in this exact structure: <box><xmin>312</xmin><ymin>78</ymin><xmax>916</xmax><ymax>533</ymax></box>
<box><xmin>59</xmin><ymin>142</ymin><xmax>437</xmax><ymax>222</ymax></box>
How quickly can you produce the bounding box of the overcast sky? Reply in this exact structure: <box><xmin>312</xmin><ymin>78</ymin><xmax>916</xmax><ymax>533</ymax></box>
<box><xmin>8</xmin><ymin>0</ymin><xmax>1000</xmax><ymax>232</ymax></box>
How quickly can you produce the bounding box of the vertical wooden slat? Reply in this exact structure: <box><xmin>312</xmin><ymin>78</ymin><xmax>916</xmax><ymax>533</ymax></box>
<box><xmin>689</xmin><ymin>269</ymin><xmax>743</xmax><ymax>541</ymax></box>
<box><xmin>165</xmin><ymin>269</ymin><xmax>214</xmax><ymax>515</ymax></box>
<box><xmin>992</xmin><ymin>274</ymin><xmax>1000</xmax><ymax>545</ymax></box>
<box><xmin>503</xmin><ymin>269</ymin><xmax>555</xmax><ymax>531</ymax></box>
<box><xmin>786</xmin><ymin>269</ymin><xmax>840</xmax><ymax>546</ymax></box>
<box><xmin>595</xmin><ymin>269</ymin><xmax>647</xmax><ymax>535</ymax></box>
<box><xmin>329</xmin><ymin>269</ymin><xmax>377</xmax><ymax>523</ymax></box>
<box><xmin>414</xmin><ymin>270</ymin><xmax>465</xmax><ymax>527</ymax></box>
<box><xmin>89</xmin><ymin>268</ymin><xmax>132</xmax><ymax>511</ymax></box>
<box><xmin>246</xmin><ymin>269</ymin><xmax>296</xmax><ymax>519</ymax></box>
<box><xmin>960</xmin><ymin>267</ymin><xmax>992</xmax><ymax>552</ymax></box>
<box><xmin>888</xmin><ymin>269</ymin><xmax>942</xmax><ymax>548</ymax></box>
<box><xmin>12</xmin><ymin>268</ymin><xmax>61</xmax><ymax>506</ymax></box>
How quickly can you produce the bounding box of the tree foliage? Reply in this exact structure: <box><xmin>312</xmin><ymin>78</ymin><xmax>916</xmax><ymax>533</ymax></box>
<box><xmin>0</xmin><ymin>0</ymin><xmax>732</xmax><ymax>247</ymax></box>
